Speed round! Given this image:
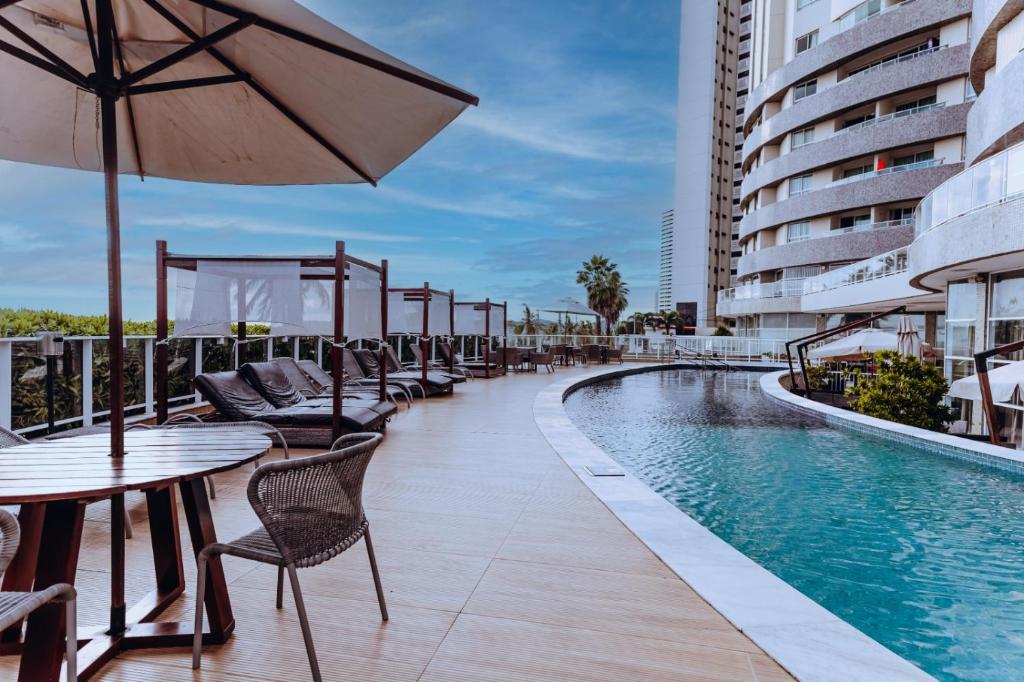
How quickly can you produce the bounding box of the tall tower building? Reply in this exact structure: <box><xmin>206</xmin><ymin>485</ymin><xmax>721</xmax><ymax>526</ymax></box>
<box><xmin>657</xmin><ymin>209</ymin><xmax>675</xmax><ymax>311</ymax></box>
<box><xmin>716</xmin><ymin>0</ymin><xmax>972</xmax><ymax>339</ymax></box>
<box><xmin>671</xmin><ymin>0</ymin><xmax>752</xmax><ymax>331</ymax></box>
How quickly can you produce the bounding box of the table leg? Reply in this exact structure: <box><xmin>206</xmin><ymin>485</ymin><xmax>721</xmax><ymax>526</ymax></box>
<box><xmin>0</xmin><ymin>503</ymin><xmax>45</xmax><ymax>643</ymax></box>
<box><xmin>18</xmin><ymin>500</ymin><xmax>85</xmax><ymax>682</ymax></box>
<box><xmin>146</xmin><ymin>486</ymin><xmax>185</xmax><ymax>602</ymax></box>
<box><xmin>179</xmin><ymin>478</ymin><xmax>234</xmax><ymax>642</ymax></box>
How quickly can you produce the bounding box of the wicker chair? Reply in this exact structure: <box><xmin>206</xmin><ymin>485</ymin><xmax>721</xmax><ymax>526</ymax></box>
<box><xmin>0</xmin><ymin>426</ymin><xmax>27</xmax><ymax>448</ymax></box>
<box><xmin>0</xmin><ymin>509</ymin><xmax>77</xmax><ymax>681</ymax></box>
<box><xmin>192</xmin><ymin>433</ymin><xmax>387</xmax><ymax>682</ymax></box>
<box><xmin>530</xmin><ymin>350</ymin><xmax>555</xmax><ymax>374</ymax></box>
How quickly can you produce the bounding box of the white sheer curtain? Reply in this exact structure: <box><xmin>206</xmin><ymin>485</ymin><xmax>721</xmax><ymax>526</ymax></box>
<box><xmin>387</xmin><ymin>291</ymin><xmax>422</xmax><ymax>334</ymax></box>
<box><xmin>270</xmin><ymin>263</ymin><xmax>382</xmax><ymax>339</ymax></box>
<box><xmin>488</xmin><ymin>305</ymin><xmax>505</xmax><ymax>337</ymax></box>
<box><xmin>173</xmin><ymin>260</ymin><xmax>302</xmax><ymax>337</ymax></box>
<box><xmin>428</xmin><ymin>291</ymin><xmax>451</xmax><ymax>336</ymax></box>
<box><xmin>454</xmin><ymin>303</ymin><xmax>485</xmax><ymax>335</ymax></box>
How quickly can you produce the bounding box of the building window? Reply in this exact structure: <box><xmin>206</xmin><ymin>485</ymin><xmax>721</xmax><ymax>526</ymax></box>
<box><xmin>787</xmin><ymin>221</ymin><xmax>811</xmax><ymax>243</ymax></box>
<box><xmin>797</xmin><ymin>0</ymin><xmax>820</xmax><ymax>8</ymax></box>
<box><xmin>895</xmin><ymin>94</ymin><xmax>937</xmax><ymax>113</ymax></box>
<box><xmin>841</xmin><ymin>164</ymin><xmax>873</xmax><ymax>179</ymax></box>
<box><xmin>793</xmin><ymin>79</ymin><xmax>817</xmax><ymax>101</ymax></box>
<box><xmin>791</xmin><ymin>126</ymin><xmax>814</xmax><ymax>149</ymax></box>
<box><xmin>892</xmin><ymin>150</ymin><xmax>934</xmax><ymax>167</ymax></box>
<box><xmin>795</xmin><ymin>30</ymin><xmax>818</xmax><ymax>55</ymax></box>
<box><xmin>838</xmin><ymin>214</ymin><xmax>871</xmax><ymax>230</ymax></box>
<box><xmin>789</xmin><ymin>174</ymin><xmax>812</xmax><ymax>195</ymax></box>
<box><xmin>889</xmin><ymin>207</ymin><xmax>914</xmax><ymax>222</ymax></box>
<box><xmin>838</xmin><ymin>0</ymin><xmax>882</xmax><ymax>31</ymax></box>
<box><xmin>841</xmin><ymin>113</ymin><xmax>875</xmax><ymax>129</ymax></box>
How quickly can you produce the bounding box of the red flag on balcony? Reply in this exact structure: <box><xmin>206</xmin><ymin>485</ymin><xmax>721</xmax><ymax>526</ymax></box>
<box><xmin>877</xmin><ymin>158</ymin><xmax>887</xmax><ymax>171</ymax></box>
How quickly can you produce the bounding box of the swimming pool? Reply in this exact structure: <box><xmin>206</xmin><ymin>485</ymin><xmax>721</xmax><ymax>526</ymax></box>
<box><xmin>563</xmin><ymin>369</ymin><xmax>1024</xmax><ymax>682</ymax></box>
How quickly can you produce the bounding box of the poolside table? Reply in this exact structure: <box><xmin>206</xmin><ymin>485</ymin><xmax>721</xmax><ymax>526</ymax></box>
<box><xmin>0</xmin><ymin>429</ymin><xmax>271</xmax><ymax>682</ymax></box>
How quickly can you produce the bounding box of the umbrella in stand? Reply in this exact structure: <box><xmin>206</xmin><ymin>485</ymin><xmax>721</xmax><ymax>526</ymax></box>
<box><xmin>897</xmin><ymin>315</ymin><xmax>922</xmax><ymax>359</ymax></box>
<box><xmin>0</xmin><ymin>0</ymin><xmax>476</xmax><ymax>657</ymax></box>
<box><xmin>808</xmin><ymin>328</ymin><xmax>899</xmax><ymax>361</ymax></box>
<box><xmin>542</xmin><ymin>296</ymin><xmax>601</xmax><ymax>335</ymax></box>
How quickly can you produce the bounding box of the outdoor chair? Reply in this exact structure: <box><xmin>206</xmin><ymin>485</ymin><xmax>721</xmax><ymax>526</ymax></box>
<box><xmin>549</xmin><ymin>344</ymin><xmax>569</xmax><ymax>366</ymax></box>
<box><xmin>410</xmin><ymin>343</ymin><xmax>474</xmax><ymax>380</ymax></box>
<box><xmin>501</xmin><ymin>347</ymin><xmax>525</xmax><ymax>372</ymax></box>
<box><xmin>396</xmin><ymin>346</ymin><xmax>466</xmax><ymax>384</ymax></box>
<box><xmin>438</xmin><ymin>341</ymin><xmax>494</xmax><ymax>378</ymax></box>
<box><xmin>274</xmin><ymin>358</ymin><xmax>410</xmax><ymax>408</ymax></box>
<box><xmin>0</xmin><ymin>426</ymin><xmax>26</xmax><ymax>448</ymax></box>
<box><xmin>333</xmin><ymin>351</ymin><xmax>423</xmax><ymax>402</ymax></box>
<box><xmin>585</xmin><ymin>345</ymin><xmax>604</xmax><ymax>364</ymax></box>
<box><xmin>607</xmin><ymin>347</ymin><xmax>625</xmax><ymax>364</ymax></box>
<box><xmin>192</xmin><ymin>433</ymin><xmax>387</xmax><ymax>682</ymax></box>
<box><xmin>356</xmin><ymin>348</ymin><xmax>455</xmax><ymax>396</ymax></box>
<box><xmin>0</xmin><ymin>509</ymin><xmax>78</xmax><ymax>682</ymax></box>
<box><xmin>530</xmin><ymin>350</ymin><xmax>555</xmax><ymax>374</ymax></box>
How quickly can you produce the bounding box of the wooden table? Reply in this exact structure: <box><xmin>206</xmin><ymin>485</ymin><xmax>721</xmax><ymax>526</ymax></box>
<box><xmin>0</xmin><ymin>429</ymin><xmax>271</xmax><ymax>681</ymax></box>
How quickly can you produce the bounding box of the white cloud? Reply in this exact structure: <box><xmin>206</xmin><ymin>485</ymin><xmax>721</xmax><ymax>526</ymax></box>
<box><xmin>134</xmin><ymin>215</ymin><xmax>420</xmax><ymax>244</ymax></box>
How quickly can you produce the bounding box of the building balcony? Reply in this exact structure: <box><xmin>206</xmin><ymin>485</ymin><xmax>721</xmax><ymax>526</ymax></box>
<box><xmin>743</xmin><ymin>0</ymin><xmax>970</xmax><ymax>136</ymax></box>
<box><xmin>966</xmin><ymin>50</ymin><xmax>1024</xmax><ymax>165</ymax></box>
<box><xmin>911</xmin><ymin>139</ymin><xmax>1024</xmax><ymax>290</ymax></box>
<box><xmin>716</xmin><ymin>279</ymin><xmax>805</xmax><ymax>317</ymax></box>
<box><xmin>738</xmin><ymin>162</ymin><xmax>961</xmax><ymax>243</ymax></box>
<box><xmin>739</xmin><ymin>102</ymin><xmax>969</xmax><ymax>203</ymax></box>
<box><xmin>742</xmin><ymin>42</ymin><xmax>969</xmax><ymax>167</ymax></box>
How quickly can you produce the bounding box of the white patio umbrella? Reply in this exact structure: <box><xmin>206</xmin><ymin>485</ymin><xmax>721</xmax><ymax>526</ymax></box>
<box><xmin>949</xmin><ymin>361</ymin><xmax>1024</xmax><ymax>402</ymax></box>
<box><xmin>542</xmin><ymin>296</ymin><xmax>601</xmax><ymax>334</ymax></box>
<box><xmin>897</xmin><ymin>315</ymin><xmax>922</xmax><ymax>358</ymax></box>
<box><xmin>808</xmin><ymin>328</ymin><xmax>899</xmax><ymax>361</ymax></box>
<box><xmin>0</xmin><ymin>0</ymin><xmax>475</xmax><ymax>639</ymax></box>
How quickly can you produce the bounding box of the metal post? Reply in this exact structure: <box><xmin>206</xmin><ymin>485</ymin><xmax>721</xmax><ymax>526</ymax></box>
<box><xmin>421</xmin><ymin>282</ymin><xmax>429</xmax><ymax>385</ymax></box>
<box><xmin>0</xmin><ymin>341</ymin><xmax>10</xmax><ymax>430</ymax></box>
<box><xmin>332</xmin><ymin>242</ymin><xmax>345</xmax><ymax>442</ymax></box>
<box><xmin>379</xmin><ymin>260</ymin><xmax>388</xmax><ymax>403</ymax></box>
<box><xmin>503</xmin><ymin>301</ymin><xmax>508</xmax><ymax>376</ymax></box>
<box><xmin>448</xmin><ymin>289</ymin><xmax>456</xmax><ymax>373</ymax></box>
<box><xmin>484</xmin><ymin>298</ymin><xmax>491</xmax><ymax>379</ymax></box>
<box><xmin>82</xmin><ymin>339</ymin><xmax>94</xmax><ymax>427</ymax></box>
<box><xmin>143</xmin><ymin>338</ymin><xmax>154</xmax><ymax>417</ymax></box>
<box><xmin>156</xmin><ymin>240</ymin><xmax>168</xmax><ymax>423</ymax></box>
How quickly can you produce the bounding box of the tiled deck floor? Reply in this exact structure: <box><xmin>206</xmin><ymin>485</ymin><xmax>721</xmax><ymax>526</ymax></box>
<box><xmin>1</xmin><ymin>364</ymin><xmax>791</xmax><ymax>681</ymax></box>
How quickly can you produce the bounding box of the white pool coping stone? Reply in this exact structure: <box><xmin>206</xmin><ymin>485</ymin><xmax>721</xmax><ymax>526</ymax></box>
<box><xmin>533</xmin><ymin>364</ymin><xmax>934</xmax><ymax>682</ymax></box>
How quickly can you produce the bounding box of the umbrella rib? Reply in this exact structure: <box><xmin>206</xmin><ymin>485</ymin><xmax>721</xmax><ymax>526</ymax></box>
<box><xmin>120</xmin><ymin>16</ymin><xmax>254</xmax><ymax>87</ymax></box>
<box><xmin>0</xmin><ymin>37</ymin><xmax>83</xmax><ymax>86</ymax></box>
<box><xmin>126</xmin><ymin>73</ymin><xmax>246</xmax><ymax>95</ymax></box>
<box><xmin>140</xmin><ymin>0</ymin><xmax>379</xmax><ymax>186</ymax></box>
<box><xmin>183</xmin><ymin>0</ymin><xmax>479</xmax><ymax>106</ymax></box>
<box><xmin>79</xmin><ymin>0</ymin><xmax>99</xmax><ymax>72</ymax></box>
<box><xmin>0</xmin><ymin>14</ymin><xmax>88</xmax><ymax>87</ymax></box>
<box><xmin>109</xmin><ymin>11</ymin><xmax>145</xmax><ymax>180</ymax></box>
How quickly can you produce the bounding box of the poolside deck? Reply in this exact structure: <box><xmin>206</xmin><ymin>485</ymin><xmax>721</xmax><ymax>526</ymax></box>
<box><xmin>1</xmin><ymin>364</ymin><xmax>791</xmax><ymax>681</ymax></box>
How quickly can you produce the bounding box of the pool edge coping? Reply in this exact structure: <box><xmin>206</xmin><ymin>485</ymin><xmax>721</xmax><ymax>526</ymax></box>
<box><xmin>532</xmin><ymin>364</ymin><xmax>935</xmax><ymax>682</ymax></box>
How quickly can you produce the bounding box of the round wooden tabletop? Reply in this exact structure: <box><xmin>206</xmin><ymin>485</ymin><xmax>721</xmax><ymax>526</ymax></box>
<box><xmin>0</xmin><ymin>429</ymin><xmax>272</xmax><ymax>504</ymax></box>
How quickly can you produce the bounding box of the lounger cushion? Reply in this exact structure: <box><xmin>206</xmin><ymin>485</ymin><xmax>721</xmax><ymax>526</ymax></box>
<box><xmin>240</xmin><ymin>362</ymin><xmax>306</xmax><ymax>408</ymax></box>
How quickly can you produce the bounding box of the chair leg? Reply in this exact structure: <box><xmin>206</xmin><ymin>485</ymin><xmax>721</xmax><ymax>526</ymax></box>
<box><xmin>207</xmin><ymin>476</ymin><xmax>217</xmax><ymax>500</ymax></box>
<box><xmin>276</xmin><ymin>565</ymin><xmax>285</xmax><ymax>609</ymax></box>
<box><xmin>65</xmin><ymin>597</ymin><xmax>77</xmax><ymax>682</ymax></box>
<box><xmin>192</xmin><ymin>553</ymin><xmax>209</xmax><ymax>670</ymax></box>
<box><xmin>286</xmin><ymin>564</ymin><xmax>322</xmax><ymax>682</ymax></box>
<box><xmin>364</xmin><ymin>528</ymin><xmax>389</xmax><ymax>622</ymax></box>
<box><xmin>123</xmin><ymin>507</ymin><xmax>133</xmax><ymax>539</ymax></box>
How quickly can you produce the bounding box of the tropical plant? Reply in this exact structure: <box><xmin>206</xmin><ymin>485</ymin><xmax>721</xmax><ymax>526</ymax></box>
<box><xmin>575</xmin><ymin>255</ymin><xmax>629</xmax><ymax>334</ymax></box>
<box><xmin>712</xmin><ymin>323</ymin><xmax>733</xmax><ymax>337</ymax></box>
<box><xmin>513</xmin><ymin>305</ymin><xmax>545</xmax><ymax>335</ymax></box>
<box><xmin>0</xmin><ymin>308</ymin><xmax>270</xmax><ymax>337</ymax></box>
<box><xmin>844</xmin><ymin>350</ymin><xmax>954</xmax><ymax>431</ymax></box>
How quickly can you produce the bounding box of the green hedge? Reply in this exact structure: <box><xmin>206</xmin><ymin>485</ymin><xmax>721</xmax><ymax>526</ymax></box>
<box><xmin>0</xmin><ymin>308</ymin><xmax>270</xmax><ymax>337</ymax></box>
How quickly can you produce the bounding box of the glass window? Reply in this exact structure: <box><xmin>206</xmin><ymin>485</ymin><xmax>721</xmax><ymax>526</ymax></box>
<box><xmin>893</xmin><ymin>150</ymin><xmax>934</xmax><ymax>167</ymax></box>
<box><xmin>795</xmin><ymin>31</ymin><xmax>818</xmax><ymax>55</ymax></box>
<box><xmin>842</xmin><ymin>164</ymin><xmax>873</xmax><ymax>179</ymax></box>
<box><xmin>889</xmin><ymin>207</ymin><xmax>914</xmax><ymax>221</ymax></box>
<box><xmin>787</xmin><ymin>221</ymin><xmax>811</xmax><ymax>243</ymax></box>
<box><xmin>1007</xmin><ymin>145</ymin><xmax>1024</xmax><ymax>196</ymax></box>
<box><xmin>841</xmin><ymin>113</ymin><xmax>875</xmax><ymax>129</ymax></box>
<box><xmin>947</xmin><ymin>281</ymin><xmax>977</xmax><ymax>321</ymax></box>
<box><xmin>895</xmin><ymin>94</ymin><xmax>937</xmax><ymax>113</ymax></box>
<box><xmin>789</xmin><ymin>174</ymin><xmax>812</xmax><ymax>195</ymax></box>
<box><xmin>991</xmin><ymin>270</ymin><xmax>1024</xmax><ymax>319</ymax></box>
<box><xmin>839</xmin><ymin>214</ymin><xmax>871</xmax><ymax>229</ymax></box>
<box><xmin>839</xmin><ymin>0</ymin><xmax>882</xmax><ymax>30</ymax></box>
<box><xmin>793</xmin><ymin>79</ymin><xmax>817</xmax><ymax>101</ymax></box>
<box><xmin>791</xmin><ymin>127</ymin><xmax>814</xmax><ymax>148</ymax></box>
<box><xmin>797</xmin><ymin>0</ymin><xmax>820</xmax><ymax>8</ymax></box>
<box><xmin>972</xmin><ymin>152</ymin><xmax>1006</xmax><ymax>208</ymax></box>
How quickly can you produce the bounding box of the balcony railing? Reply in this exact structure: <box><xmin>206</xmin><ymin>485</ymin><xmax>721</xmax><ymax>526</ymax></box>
<box><xmin>836</xmin><ymin>0</ymin><xmax>911</xmax><ymax>33</ymax></box>
<box><xmin>835</xmin><ymin>216</ymin><xmax>913</xmax><ymax>234</ymax></box>
<box><xmin>831</xmin><ymin>102</ymin><xmax>945</xmax><ymax>139</ymax></box>
<box><xmin>915</xmin><ymin>139</ymin><xmax>1024</xmax><ymax>237</ymax></box>
<box><xmin>801</xmin><ymin>246</ymin><xmax>909</xmax><ymax>295</ymax></box>
<box><xmin>826</xmin><ymin>158</ymin><xmax>942</xmax><ymax>188</ymax></box>
<box><xmin>840</xmin><ymin>44</ymin><xmax>944</xmax><ymax>83</ymax></box>
<box><xmin>718</xmin><ymin>278</ymin><xmax>807</xmax><ymax>305</ymax></box>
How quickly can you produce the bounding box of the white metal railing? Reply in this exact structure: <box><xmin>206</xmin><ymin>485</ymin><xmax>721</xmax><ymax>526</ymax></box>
<box><xmin>915</xmin><ymin>139</ymin><xmax>1024</xmax><ymax>237</ymax></box>
<box><xmin>504</xmin><ymin>334</ymin><xmax>792</xmax><ymax>364</ymax></box>
<box><xmin>831</xmin><ymin>102</ymin><xmax>945</xmax><ymax>138</ymax></box>
<box><xmin>0</xmin><ymin>333</ymin><xmax>486</xmax><ymax>435</ymax></box>
<box><xmin>717</xmin><ymin>278</ymin><xmax>807</xmax><ymax>305</ymax></box>
<box><xmin>836</xmin><ymin>0</ymin><xmax>909</xmax><ymax>33</ymax></box>
<box><xmin>840</xmin><ymin>44</ymin><xmax>944</xmax><ymax>83</ymax></box>
<box><xmin>835</xmin><ymin>216</ymin><xmax>913</xmax><ymax>234</ymax></box>
<box><xmin>802</xmin><ymin>246</ymin><xmax>909</xmax><ymax>295</ymax></box>
<box><xmin>826</xmin><ymin>158</ymin><xmax>942</xmax><ymax>188</ymax></box>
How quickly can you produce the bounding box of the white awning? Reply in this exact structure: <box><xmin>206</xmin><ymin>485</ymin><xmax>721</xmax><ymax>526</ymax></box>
<box><xmin>949</xmin><ymin>362</ymin><xmax>1024</xmax><ymax>403</ymax></box>
<box><xmin>808</xmin><ymin>329</ymin><xmax>898</xmax><ymax>361</ymax></box>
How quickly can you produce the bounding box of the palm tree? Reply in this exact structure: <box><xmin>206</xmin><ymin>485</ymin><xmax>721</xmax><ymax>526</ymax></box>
<box><xmin>513</xmin><ymin>305</ymin><xmax>544</xmax><ymax>335</ymax></box>
<box><xmin>576</xmin><ymin>255</ymin><xmax>629</xmax><ymax>335</ymax></box>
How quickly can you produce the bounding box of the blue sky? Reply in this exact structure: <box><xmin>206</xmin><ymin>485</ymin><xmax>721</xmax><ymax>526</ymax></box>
<box><xmin>0</xmin><ymin>0</ymin><xmax>679</xmax><ymax>323</ymax></box>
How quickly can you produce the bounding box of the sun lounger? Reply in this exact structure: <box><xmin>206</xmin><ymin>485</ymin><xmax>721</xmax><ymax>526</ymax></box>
<box><xmin>335</xmin><ymin>350</ymin><xmax>424</xmax><ymax>401</ymax></box>
<box><xmin>273</xmin><ymin>357</ymin><xmax>411</xmax><ymax>407</ymax></box>
<box><xmin>353</xmin><ymin>348</ymin><xmax>455</xmax><ymax>396</ymax></box>
<box><xmin>437</xmin><ymin>341</ymin><xmax>498</xmax><ymax>378</ymax></box>
<box><xmin>194</xmin><ymin>370</ymin><xmax>388</xmax><ymax>447</ymax></box>
<box><xmin>240</xmin><ymin>362</ymin><xmax>397</xmax><ymax>421</ymax></box>
<box><xmin>408</xmin><ymin>344</ymin><xmax>473</xmax><ymax>380</ymax></box>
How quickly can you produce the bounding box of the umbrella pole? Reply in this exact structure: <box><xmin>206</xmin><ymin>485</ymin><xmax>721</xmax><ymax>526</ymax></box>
<box><xmin>96</xmin><ymin>0</ymin><xmax>127</xmax><ymax>637</ymax></box>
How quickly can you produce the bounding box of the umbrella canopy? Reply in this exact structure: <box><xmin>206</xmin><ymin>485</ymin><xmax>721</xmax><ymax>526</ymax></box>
<box><xmin>0</xmin><ymin>0</ymin><xmax>477</xmax><ymax>184</ymax></box>
<box><xmin>808</xmin><ymin>328</ymin><xmax>898</xmax><ymax>361</ymax></box>
<box><xmin>949</xmin><ymin>362</ymin><xmax>1024</xmax><ymax>403</ymax></box>
<box><xmin>897</xmin><ymin>315</ymin><xmax>922</xmax><ymax>358</ymax></box>
<box><xmin>542</xmin><ymin>297</ymin><xmax>599</xmax><ymax>316</ymax></box>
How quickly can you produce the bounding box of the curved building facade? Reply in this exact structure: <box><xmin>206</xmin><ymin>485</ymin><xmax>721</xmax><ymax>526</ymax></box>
<box><xmin>716</xmin><ymin>0</ymin><xmax>972</xmax><ymax>337</ymax></box>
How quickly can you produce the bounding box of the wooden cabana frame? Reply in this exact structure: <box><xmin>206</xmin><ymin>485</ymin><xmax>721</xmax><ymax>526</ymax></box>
<box><xmin>453</xmin><ymin>299</ymin><xmax>508</xmax><ymax>378</ymax></box>
<box><xmin>155</xmin><ymin>239</ymin><xmax>389</xmax><ymax>441</ymax></box>
<box><xmin>388</xmin><ymin>283</ymin><xmax>453</xmax><ymax>384</ymax></box>
<box><xmin>974</xmin><ymin>339</ymin><xmax>1024</xmax><ymax>447</ymax></box>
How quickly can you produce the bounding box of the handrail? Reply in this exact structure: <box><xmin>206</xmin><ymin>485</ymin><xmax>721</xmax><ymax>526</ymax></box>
<box><xmin>801</xmin><ymin>246</ymin><xmax>909</xmax><ymax>295</ymax></box>
<box><xmin>840</xmin><ymin>44</ymin><xmax>944</xmax><ymax>83</ymax></box>
<box><xmin>826</xmin><ymin>158</ymin><xmax>942</xmax><ymax>188</ymax></box>
<box><xmin>831</xmin><ymin>102</ymin><xmax>945</xmax><ymax>138</ymax></box>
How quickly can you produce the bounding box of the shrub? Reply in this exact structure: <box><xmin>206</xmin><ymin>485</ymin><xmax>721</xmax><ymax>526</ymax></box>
<box><xmin>804</xmin><ymin>363</ymin><xmax>829</xmax><ymax>391</ymax></box>
<box><xmin>712</xmin><ymin>323</ymin><xmax>733</xmax><ymax>337</ymax></box>
<box><xmin>844</xmin><ymin>350</ymin><xmax>954</xmax><ymax>431</ymax></box>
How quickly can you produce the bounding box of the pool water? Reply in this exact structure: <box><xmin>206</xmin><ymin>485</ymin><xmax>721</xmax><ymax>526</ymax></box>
<box><xmin>564</xmin><ymin>370</ymin><xmax>1024</xmax><ymax>682</ymax></box>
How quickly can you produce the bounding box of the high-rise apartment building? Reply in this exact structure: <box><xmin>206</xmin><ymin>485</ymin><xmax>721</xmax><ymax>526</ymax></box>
<box><xmin>668</xmin><ymin>0</ymin><xmax>752</xmax><ymax>331</ymax></box>
<box><xmin>715</xmin><ymin>0</ymin><xmax>973</xmax><ymax>339</ymax></box>
<box><xmin>657</xmin><ymin>209</ymin><xmax>674</xmax><ymax>311</ymax></box>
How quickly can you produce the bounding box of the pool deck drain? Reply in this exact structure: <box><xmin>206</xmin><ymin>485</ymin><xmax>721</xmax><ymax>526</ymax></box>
<box><xmin>534</xmin><ymin>364</ymin><xmax>935</xmax><ymax>682</ymax></box>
